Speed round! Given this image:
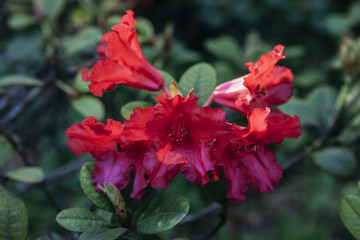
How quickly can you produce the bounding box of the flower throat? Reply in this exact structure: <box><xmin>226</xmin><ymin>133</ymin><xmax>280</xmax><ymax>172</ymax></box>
<box><xmin>168</xmin><ymin>113</ymin><xmax>188</xmax><ymax>142</ymax></box>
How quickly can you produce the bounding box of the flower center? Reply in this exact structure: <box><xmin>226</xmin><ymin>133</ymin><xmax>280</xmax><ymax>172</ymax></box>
<box><xmin>254</xmin><ymin>84</ymin><xmax>266</xmax><ymax>98</ymax></box>
<box><xmin>168</xmin><ymin>113</ymin><xmax>188</xmax><ymax>142</ymax></box>
<box><xmin>235</xmin><ymin>139</ymin><xmax>256</xmax><ymax>154</ymax></box>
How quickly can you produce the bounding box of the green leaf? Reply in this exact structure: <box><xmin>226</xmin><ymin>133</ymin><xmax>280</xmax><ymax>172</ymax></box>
<box><xmin>7</xmin><ymin>13</ymin><xmax>37</xmax><ymax>30</ymax></box>
<box><xmin>123</xmin><ymin>233</ymin><xmax>162</xmax><ymax>240</ymax></box>
<box><xmin>5</xmin><ymin>167</ymin><xmax>45</xmax><ymax>184</ymax></box>
<box><xmin>79</xmin><ymin>228</ymin><xmax>128</xmax><ymax>240</ymax></box>
<box><xmin>35</xmin><ymin>232</ymin><xmax>65</xmax><ymax>240</ymax></box>
<box><xmin>0</xmin><ymin>186</ymin><xmax>28</xmax><ymax>240</ymax></box>
<box><xmin>71</xmin><ymin>96</ymin><xmax>105</xmax><ymax>121</ymax></box>
<box><xmin>179</xmin><ymin>63</ymin><xmax>216</xmax><ymax>106</ymax></box>
<box><xmin>313</xmin><ymin>147</ymin><xmax>356</xmax><ymax>177</ymax></box>
<box><xmin>339</xmin><ymin>114</ymin><xmax>360</xmax><ymax>144</ymax></box>
<box><xmin>136</xmin><ymin>194</ymin><xmax>190</xmax><ymax>235</ymax></box>
<box><xmin>204</xmin><ymin>35</ymin><xmax>242</xmax><ymax>65</ymax></box>
<box><xmin>98</xmin><ymin>183</ymin><xmax>127</xmax><ymax>224</ymax></box>
<box><xmin>340</xmin><ymin>195</ymin><xmax>360</xmax><ymax>239</ymax></box>
<box><xmin>0</xmin><ymin>136</ymin><xmax>14</xmax><ymax>166</ymax></box>
<box><xmin>73</xmin><ymin>70</ymin><xmax>90</xmax><ymax>93</ymax></box>
<box><xmin>64</xmin><ymin>27</ymin><xmax>102</xmax><ymax>57</ymax></box>
<box><xmin>39</xmin><ymin>0</ymin><xmax>66</xmax><ymax>20</ymax></box>
<box><xmin>80</xmin><ymin>162</ymin><xmax>113</xmax><ymax>212</ymax></box>
<box><xmin>5</xmin><ymin>32</ymin><xmax>42</xmax><ymax>63</ymax></box>
<box><xmin>55</xmin><ymin>208</ymin><xmax>111</xmax><ymax>232</ymax></box>
<box><xmin>279</xmin><ymin>97</ymin><xmax>318</xmax><ymax>126</ymax></box>
<box><xmin>306</xmin><ymin>85</ymin><xmax>337</xmax><ymax>128</ymax></box>
<box><xmin>0</xmin><ymin>74</ymin><xmax>42</xmax><ymax>87</ymax></box>
<box><xmin>120</xmin><ymin>101</ymin><xmax>152</xmax><ymax>120</ymax></box>
<box><xmin>136</xmin><ymin>18</ymin><xmax>155</xmax><ymax>43</ymax></box>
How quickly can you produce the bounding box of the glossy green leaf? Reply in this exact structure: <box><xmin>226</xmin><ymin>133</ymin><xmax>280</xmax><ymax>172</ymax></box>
<box><xmin>121</xmin><ymin>101</ymin><xmax>152</xmax><ymax>120</ymax></box>
<box><xmin>0</xmin><ymin>186</ymin><xmax>28</xmax><ymax>240</ymax></box>
<box><xmin>79</xmin><ymin>228</ymin><xmax>128</xmax><ymax>240</ymax></box>
<box><xmin>80</xmin><ymin>162</ymin><xmax>113</xmax><ymax>212</ymax></box>
<box><xmin>7</xmin><ymin>13</ymin><xmax>37</xmax><ymax>30</ymax></box>
<box><xmin>71</xmin><ymin>96</ymin><xmax>105</xmax><ymax>121</ymax></box>
<box><xmin>55</xmin><ymin>208</ymin><xmax>111</xmax><ymax>232</ymax></box>
<box><xmin>306</xmin><ymin>85</ymin><xmax>337</xmax><ymax>128</ymax></box>
<box><xmin>340</xmin><ymin>195</ymin><xmax>360</xmax><ymax>239</ymax></box>
<box><xmin>313</xmin><ymin>147</ymin><xmax>356</xmax><ymax>177</ymax></box>
<box><xmin>0</xmin><ymin>74</ymin><xmax>42</xmax><ymax>87</ymax></box>
<box><xmin>279</xmin><ymin>97</ymin><xmax>318</xmax><ymax>126</ymax></box>
<box><xmin>179</xmin><ymin>63</ymin><xmax>216</xmax><ymax>106</ymax></box>
<box><xmin>136</xmin><ymin>194</ymin><xmax>190</xmax><ymax>234</ymax></box>
<box><xmin>5</xmin><ymin>167</ymin><xmax>45</xmax><ymax>184</ymax></box>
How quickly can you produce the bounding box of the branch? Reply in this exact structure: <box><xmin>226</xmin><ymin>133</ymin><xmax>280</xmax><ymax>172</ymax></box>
<box><xmin>181</xmin><ymin>202</ymin><xmax>222</xmax><ymax>224</ymax></box>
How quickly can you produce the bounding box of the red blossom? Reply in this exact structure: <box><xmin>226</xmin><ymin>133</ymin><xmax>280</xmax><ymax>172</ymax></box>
<box><xmin>212</xmin><ymin>108</ymin><xmax>301</xmax><ymax>203</ymax></box>
<box><xmin>122</xmin><ymin>92</ymin><xmax>232</xmax><ymax>188</ymax></box>
<box><xmin>212</xmin><ymin>45</ymin><xmax>293</xmax><ymax>114</ymax></box>
<box><xmin>65</xmin><ymin>116</ymin><xmax>148</xmax><ymax>198</ymax></box>
<box><xmin>82</xmin><ymin>10</ymin><xmax>164</xmax><ymax>97</ymax></box>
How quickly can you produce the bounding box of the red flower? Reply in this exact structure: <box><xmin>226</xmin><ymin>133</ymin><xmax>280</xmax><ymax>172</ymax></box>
<box><xmin>212</xmin><ymin>45</ymin><xmax>293</xmax><ymax>114</ymax></box>
<box><xmin>65</xmin><ymin>117</ymin><xmax>148</xmax><ymax>198</ymax></box>
<box><xmin>212</xmin><ymin>108</ymin><xmax>301</xmax><ymax>203</ymax></box>
<box><xmin>82</xmin><ymin>10</ymin><xmax>164</xmax><ymax>97</ymax></box>
<box><xmin>122</xmin><ymin>92</ymin><xmax>231</xmax><ymax>189</ymax></box>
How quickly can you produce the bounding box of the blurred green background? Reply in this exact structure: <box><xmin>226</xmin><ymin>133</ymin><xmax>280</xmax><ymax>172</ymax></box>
<box><xmin>1</xmin><ymin>0</ymin><xmax>360</xmax><ymax>239</ymax></box>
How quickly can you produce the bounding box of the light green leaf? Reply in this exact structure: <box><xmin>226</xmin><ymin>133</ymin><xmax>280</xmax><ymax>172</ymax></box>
<box><xmin>5</xmin><ymin>167</ymin><xmax>45</xmax><ymax>184</ymax></box>
<box><xmin>136</xmin><ymin>194</ymin><xmax>189</xmax><ymax>235</ymax></box>
<box><xmin>0</xmin><ymin>74</ymin><xmax>42</xmax><ymax>87</ymax></box>
<box><xmin>80</xmin><ymin>162</ymin><xmax>113</xmax><ymax>212</ymax></box>
<box><xmin>306</xmin><ymin>85</ymin><xmax>337</xmax><ymax>128</ymax></box>
<box><xmin>56</xmin><ymin>208</ymin><xmax>111</xmax><ymax>232</ymax></box>
<box><xmin>179</xmin><ymin>63</ymin><xmax>216</xmax><ymax>106</ymax></box>
<box><xmin>7</xmin><ymin>13</ymin><xmax>37</xmax><ymax>30</ymax></box>
<box><xmin>0</xmin><ymin>186</ymin><xmax>28</xmax><ymax>240</ymax></box>
<box><xmin>279</xmin><ymin>97</ymin><xmax>318</xmax><ymax>126</ymax></box>
<box><xmin>73</xmin><ymin>70</ymin><xmax>90</xmax><ymax>93</ymax></box>
<box><xmin>340</xmin><ymin>195</ymin><xmax>360</xmax><ymax>239</ymax></box>
<box><xmin>71</xmin><ymin>96</ymin><xmax>105</xmax><ymax>121</ymax></box>
<box><xmin>79</xmin><ymin>228</ymin><xmax>128</xmax><ymax>240</ymax></box>
<box><xmin>121</xmin><ymin>101</ymin><xmax>152</xmax><ymax>120</ymax></box>
<box><xmin>313</xmin><ymin>147</ymin><xmax>356</xmax><ymax>177</ymax></box>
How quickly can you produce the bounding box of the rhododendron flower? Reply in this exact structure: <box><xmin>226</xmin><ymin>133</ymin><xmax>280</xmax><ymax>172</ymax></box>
<box><xmin>212</xmin><ymin>108</ymin><xmax>301</xmax><ymax>203</ymax></box>
<box><xmin>82</xmin><ymin>10</ymin><xmax>164</xmax><ymax>97</ymax></box>
<box><xmin>212</xmin><ymin>45</ymin><xmax>293</xmax><ymax>114</ymax></box>
<box><xmin>122</xmin><ymin>92</ymin><xmax>231</xmax><ymax>189</ymax></box>
<box><xmin>65</xmin><ymin>117</ymin><xmax>148</xmax><ymax>198</ymax></box>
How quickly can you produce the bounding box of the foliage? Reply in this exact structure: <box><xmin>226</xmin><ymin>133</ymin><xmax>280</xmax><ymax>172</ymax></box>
<box><xmin>1</xmin><ymin>0</ymin><xmax>360</xmax><ymax>239</ymax></box>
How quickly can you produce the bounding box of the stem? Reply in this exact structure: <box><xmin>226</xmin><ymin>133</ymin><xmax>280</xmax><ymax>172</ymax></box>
<box><xmin>162</xmin><ymin>84</ymin><xmax>172</xmax><ymax>98</ymax></box>
<box><xmin>203</xmin><ymin>94</ymin><xmax>213</xmax><ymax>107</ymax></box>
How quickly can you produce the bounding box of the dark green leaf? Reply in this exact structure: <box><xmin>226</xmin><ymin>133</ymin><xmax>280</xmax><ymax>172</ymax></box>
<box><xmin>179</xmin><ymin>63</ymin><xmax>216</xmax><ymax>106</ymax></box>
<box><xmin>339</xmin><ymin>114</ymin><xmax>360</xmax><ymax>144</ymax></box>
<box><xmin>7</xmin><ymin>13</ymin><xmax>37</xmax><ymax>30</ymax></box>
<box><xmin>204</xmin><ymin>35</ymin><xmax>242</xmax><ymax>65</ymax></box>
<box><xmin>340</xmin><ymin>195</ymin><xmax>360</xmax><ymax>239</ymax></box>
<box><xmin>121</xmin><ymin>101</ymin><xmax>152</xmax><ymax>120</ymax></box>
<box><xmin>123</xmin><ymin>233</ymin><xmax>162</xmax><ymax>240</ymax></box>
<box><xmin>0</xmin><ymin>136</ymin><xmax>14</xmax><ymax>166</ymax></box>
<box><xmin>79</xmin><ymin>228</ymin><xmax>128</xmax><ymax>240</ymax></box>
<box><xmin>306</xmin><ymin>85</ymin><xmax>337</xmax><ymax>128</ymax></box>
<box><xmin>5</xmin><ymin>167</ymin><xmax>45</xmax><ymax>184</ymax></box>
<box><xmin>64</xmin><ymin>27</ymin><xmax>102</xmax><ymax>57</ymax></box>
<box><xmin>39</xmin><ymin>0</ymin><xmax>66</xmax><ymax>20</ymax></box>
<box><xmin>136</xmin><ymin>194</ymin><xmax>190</xmax><ymax>234</ymax></box>
<box><xmin>279</xmin><ymin>97</ymin><xmax>318</xmax><ymax>126</ymax></box>
<box><xmin>313</xmin><ymin>147</ymin><xmax>356</xmax><ymax>177</ymax></box>
<box><xmin>55</xmin><ymin>208</ymin><xmax>111</xmax><ymax>232</ymax></box>
<box><xmin>293</xmin><ymin>69</ymin><xmax>324</xmax><ymax>88</ymax></box>
<box><xmin>136</xmin><ymin>18</ymin><xmax>155</xmax><ymax>43</ymax></box>
<box><xmin>35</xmin><ymin>232</ymin><xmax>65</xmax><ymax>240</ymax></box>
<box><xmin>71</xmin><ymin>96</ymin><xmax>105</xmax><ymax>121</ymax></box>
<box><xmin>5</xmin><ymin>32</ymin><xmax>42</xmax><ymax>63</ymax></box>
<box><xmin>0</xmin><ymin>186</ymin><xmax>28</xmax><ymax>240</ymax></box>
<box><xmin>0</xmin><ymin>74</ymin><xmax>42</xmax><ymax>87</ymax></box>
<box><xmin>80</xmin><ymin>162</ymin><xmax>113</xmax><ymax>212</ymax></box>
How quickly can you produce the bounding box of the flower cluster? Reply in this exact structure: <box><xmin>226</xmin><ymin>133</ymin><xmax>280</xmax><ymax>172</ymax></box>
<box><xmin>66</xmin><ymin>10</ymin><xmax>301</xmax><ymax>203</ymax></box>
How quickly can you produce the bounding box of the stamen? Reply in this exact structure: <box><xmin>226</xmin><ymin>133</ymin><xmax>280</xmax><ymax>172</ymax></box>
<box><xmin>168</xmin><ymin>113</ymin><xmax>188</xmax><ymax>142</ymax></box>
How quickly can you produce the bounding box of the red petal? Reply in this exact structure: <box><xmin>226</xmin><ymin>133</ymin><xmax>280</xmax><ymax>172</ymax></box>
<box><xmin>65</xmin><ymin>117</ymin><xmax>123</xmax><ymax>157</ymax></box>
